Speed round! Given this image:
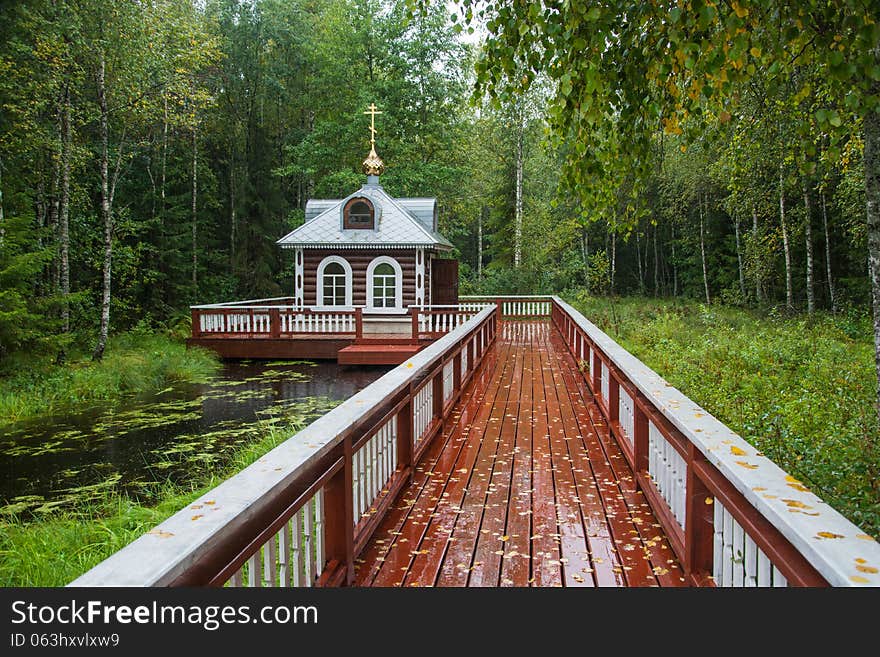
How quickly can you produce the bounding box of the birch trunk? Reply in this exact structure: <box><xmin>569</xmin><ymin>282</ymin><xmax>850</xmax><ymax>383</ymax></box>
<box><xmin>734</xmin><ymin>214</ymin><xmax>745</xmax><ymax>298</ymax></box>
<box><xmin>821</xmin><ymin>191</ymin><xmax>836</xmax><ymax>312</ymax></box>
<box><xmin>636</xmin><ymin>229</ymin><xmax>644</xmax><ymax>294</ymax></box>
<box><xmin>802</xmin><ymin>179</ymin><xmax>815</xmax><ymax>313</ymax></box>
<box><xmin>477</xmin><ymin>206</ymin><xmax>485</xmax><ymax>280</ymax></box>
<box><xmin>780</xmin><ymin>166</ymin><xmax>793</xmax><ymax>310</ymax></box>
<box><xmin>59</xmin><ymin>85</ymin><xmax>71</xmax><ymax>338</ymax></box>
<box><xmin>582</xmin><ymin>226</ymin><xmax>590</xmax><ymax>290</ymax></box>
<box><xmin>230</xmin><ymin>148</ymin><xmax>236</xmax><ymax>272</ymax></box>
<box><xmin>93</xmin><ymin>54</ymin><xmax>112</xmax><ymax>361</ymax></box>
<box><xmin>514</xmin><ymin>109</ymin><xmax>523</xmax><ymax>268</ymax></box>
<box><xmin>753</xmin><ymin>206</ymin><xmax>762</xmax><ymax>302</ymax></box>
<box><xmin>700</xmin><ymin>193</ymin><xmax>710</xmax><ymax>304</ymax></box>
<box><xmin>611</xmin><ymin>230</ymin><xmax>616</xmax><ymax>293</ymax></box>
<box><xmin>671</xmin><ymin>222</ymin><xmax>678</xmax><ymax>296</ymax></box>
<box><xmin>191</xmin><ymin>120</ymin><xmax>198</xmax><ymax>290</ymax></box>
<box><xmin>653</xmin><ymin>223</ymin><xmax>659</xmax><ymax>295</ymax></box>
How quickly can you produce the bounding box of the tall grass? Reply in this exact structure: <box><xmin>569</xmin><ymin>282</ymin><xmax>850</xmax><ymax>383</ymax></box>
<box><xmin>0</xmin><ymin>419</ymin><xmax>303</xmax><ymax>587</ymax></box>
<box><xmin>570</xmin><ymin>293</ymin><xmax>880</xmax><ymax>539</ymax></box>
<box><xmin>0</xmin><ymin>331</ymin><xmax>219</xmax><ymax>425</ymax></box>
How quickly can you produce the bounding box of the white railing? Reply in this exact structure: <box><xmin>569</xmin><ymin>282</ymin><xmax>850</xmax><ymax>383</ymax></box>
<box><xmin>227</xmin><ymin>489</ymin><xmax>325</xmax><ymax>588</ymax></box>
<box><xmin>648</xmin><ymin>420</ymin><xmax>687</xmax><ymax>529</ymax></box>
<box><xmin>192</xmin><ymin>303</ymin><xmax>361</xmax><ymax>338</ymax></box>
<box><xmin>199</xmin><ymin>311</ymin><xmax>272</xmax><ymax>334</ymax></box>
<box><xmin>281</xmin><ymin>309</ymin><xmax>358</xmax><ymax>334</ymax></box>
<box><xmin>600</xmin><ymin>361</ymin><xmax>609</xmax><ymax>405</ymax></box>
<box><xmin>459</xmin><ymin>295</ymin><xmax>553</xmax><ymax>318</ymax></box>
<box><xmin>442</xmin><ymin>359</ymin><xmax>454</xmax><ymax>403</ymax></box>
<box><xmin>353</xmin><ymin>417</ymin><xmax>398</xmax><ymax>526</ymax></box>
<box><xmin>713</xmin><ymin>499</ymin><xmax>788</xmax><ymax>587</ymax></box>
<box><xmin>618</xmin><ymin>387</ymin><xmax>634</xmax><ymax>447</ymax></box>
<box><xmin>413</xmin><ymin>379</ymin><xmax>434</xmax><ymax>447</ymax></box>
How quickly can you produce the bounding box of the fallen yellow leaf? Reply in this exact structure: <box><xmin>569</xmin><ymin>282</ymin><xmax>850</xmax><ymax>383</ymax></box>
<box><xmin>856</xmin><ymin>565</ymin><xmax>878</xmax><ymax>574</ymax></box>
<box><xmin>816</xmin><ymin>531</ymin><xmax>844</xmax><ymax>539</ymax></box>
<box><xmin>730</xmin><ymin>446</ymin><xmax>747</xmax><ymax>456</ymax></box>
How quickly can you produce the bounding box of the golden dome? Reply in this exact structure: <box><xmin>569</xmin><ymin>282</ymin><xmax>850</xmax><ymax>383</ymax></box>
<box><xmin>362</xmin><ymin>145</ymin><xmax>385</xmax><ymax>176</ymax></box>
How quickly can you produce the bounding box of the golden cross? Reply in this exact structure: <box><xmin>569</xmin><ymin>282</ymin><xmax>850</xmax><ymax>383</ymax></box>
<box><xmin>364</xmin><ymin>102</ymin><xmax>382</xmax><ymax>146</ymax></box>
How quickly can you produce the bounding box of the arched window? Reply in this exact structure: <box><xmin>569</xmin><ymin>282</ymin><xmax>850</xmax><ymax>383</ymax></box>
<box><xmin>366</xmin><ymin>256</ymin><xmax>403</xmax><ymax>310</ymax></box>
<box><xmin>316</xmin><ymin>256</ymin><xmax>352</xmax><ymax>307</ymax></box>
<box><xmin>343</xmin><ymin>197</ymin><xmax>375</xmax><ymax>229</ymax></box>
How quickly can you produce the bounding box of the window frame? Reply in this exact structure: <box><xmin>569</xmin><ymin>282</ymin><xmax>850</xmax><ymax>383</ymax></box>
<box><xmin>366</xmin><ymin>256</ymin><xmax>403</xmax><ymax>311</ymax></box>
<box><xmin>343</xmin><ymin>197</ymin><xmax>375</xmax><ymax>230</ymax></box>
<box><xmin>315</xmin><ymin>255</ymin><xmax>353</xmax><ymax>308</ymax></box>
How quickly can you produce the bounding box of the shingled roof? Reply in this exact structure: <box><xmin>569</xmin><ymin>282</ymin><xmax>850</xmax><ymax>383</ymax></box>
<box><xmin>276</xmin><ymin>182</ymin><xmax>453</xmax><ymax>250</ymax></box>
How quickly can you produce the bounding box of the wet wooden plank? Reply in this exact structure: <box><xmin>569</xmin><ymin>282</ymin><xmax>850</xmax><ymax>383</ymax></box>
<box><xmin>435</xmin><ymin>332</ymin><xmax>521</xmax><ymax>586</ymax></box>
<box><xmin>401</xmin><ymin>338</ymin><xmax>518</xmax><ymax>586</ymax></box>
<box><xmin>354</xmin><ymin>340</ymin><xmax>506</xmax><ymax>585</ymax></box>
<box><xmin>500</xmin><ymin>325</ymin><xmax>534</xmax><ymax>587</ymax></box>
<box><xmin>540</xmin><ymin>326</ymin><xmax>597</xmax><ymax>587</ymax></box>
<box><xmin>548</xmin><ymin>330</ymin><xmax>656</xmax><ymax>586</ymax></box>
<box><xmin>529</xmin><ymin>327</ymin><xmax>563</xmax><ymax>587</ymax></box>
<box><xmin>468</xmin><ymin>323</ymin><xmax>526</xmax><ymax>586</ymax></box>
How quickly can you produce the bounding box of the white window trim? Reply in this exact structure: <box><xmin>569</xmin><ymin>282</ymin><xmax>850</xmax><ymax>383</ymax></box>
<box><xmin>316</xmin><ymin>255</ymin><xmax>353</xmax><ymax>308</ymax></box>
<box><xmin>366</xmin><ymin>256</ymin><xmax>403</xmax><ymax>311</ymax></box>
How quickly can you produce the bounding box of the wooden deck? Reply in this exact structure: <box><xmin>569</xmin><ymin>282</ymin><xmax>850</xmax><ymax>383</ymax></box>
<box><xmin>354</xmin><ymin>320</ymin><xmax>686</xmax><ymax>587</ymax></box>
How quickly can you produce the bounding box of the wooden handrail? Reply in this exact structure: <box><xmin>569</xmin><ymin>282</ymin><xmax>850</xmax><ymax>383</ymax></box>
<box><xmin>549</xmin><ymin>296</ymin><xmax>880</xmax><ymax>587</ymax></box>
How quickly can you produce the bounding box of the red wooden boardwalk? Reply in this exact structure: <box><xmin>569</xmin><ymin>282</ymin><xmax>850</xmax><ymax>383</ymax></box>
<box><xmin>354</xmin><ymin>320</ymin><xmax>686</xmax><ymax>587</ymax></box>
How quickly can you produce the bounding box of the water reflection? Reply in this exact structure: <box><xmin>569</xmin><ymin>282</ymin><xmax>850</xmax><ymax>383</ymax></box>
<box><xmin>0</xmin><ymin>360</ymin><xmax>389</xmax><ymax>515</ymax></box>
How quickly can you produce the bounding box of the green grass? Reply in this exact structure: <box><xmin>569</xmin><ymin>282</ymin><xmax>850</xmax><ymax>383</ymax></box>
<box><xmin>0</xmin><ymin>418</ymin><xmax>305</xmax><ymax>587</ymax></box>
<box><xmin>0</xmin><ymin>331</ymin><xmax>220</xmax><ymax>425</ymax></box>
<box><xmin>568</xmin><ymin>293</ymin><xmax>880</xmax><ymax>540</ymax></box>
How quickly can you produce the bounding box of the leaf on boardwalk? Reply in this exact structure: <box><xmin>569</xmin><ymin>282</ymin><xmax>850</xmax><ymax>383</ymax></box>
<box><xmin>816</xmin><ymin>531</ymin><xmax>844</xmax><ymax>539</ymax></box>
<box><xmin>148</xmin><ymin>529</ymin><xmax>174</xmax><ymax>538</ymax></box>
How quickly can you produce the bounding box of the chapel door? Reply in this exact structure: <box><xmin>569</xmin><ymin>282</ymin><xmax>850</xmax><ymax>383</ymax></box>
<box><xmin>431</xmin><ymin>258</ymin><xmax>459</xmax><ymax>305</ymax></box>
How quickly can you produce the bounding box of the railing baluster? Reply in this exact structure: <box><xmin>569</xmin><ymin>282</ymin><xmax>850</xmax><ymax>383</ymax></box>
<box><xmin>247</xmin><ymin>551</ymin><xmax>261</xmax><ymax>588</ymax></box>
<box><xmin>264</xmin><ymin>531</ymin><xmax>277</xmax><ymax>587</ymax></box>
<box><xmin>292</xmin><ymin>513</ymin><xmax>302</xmax><ymax>587</ymax></box>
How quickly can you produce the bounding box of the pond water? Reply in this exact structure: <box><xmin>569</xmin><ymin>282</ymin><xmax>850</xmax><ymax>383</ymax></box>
<box><xmin>0</xmin><ymin>360</ymin><xmax>389</xmax><ymax>516</ymax></box>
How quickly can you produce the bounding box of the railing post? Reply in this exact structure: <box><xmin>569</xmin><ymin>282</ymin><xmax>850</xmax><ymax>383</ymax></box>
<box><xmin>591</xmin><ymin>349</ymin><xmax>601</xmax><ymax>394</ymax></box>
<box><xmin>684</xmin><ymin>445</ymin><xmax>714</xmax><ymax>584</ymax></box>
<box><xmin>270</xmin><ymin>308</ymin><xmax>281</xmax><ymax>338</ymax></box>
<box><xmin>634</xmin><ymin>396</ymin><xmax>649</xmax><ymax>475</ymax></box>
<box><xmin>191</xmin><ymin>309</ymin><xmax>201</xmax><ymax>338</ymax></box>
<box><xmin>355</xmin><ymin>307</ymin><xmax>363</xmax><ymax>339</ymax></box>
<box><xmin>411</xmin><ymin>308</ymin><xmax>418</xmax><ymax>340</ymax></box>
<box><xmin>397</xmin><ymin>397</ymin><xmax>414</xmax><ymax>482</ymax></box>
<box><xmin>322</xmin><ymin>439</ymin><xmax>354</xmax><ymax>586</ymax></box>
